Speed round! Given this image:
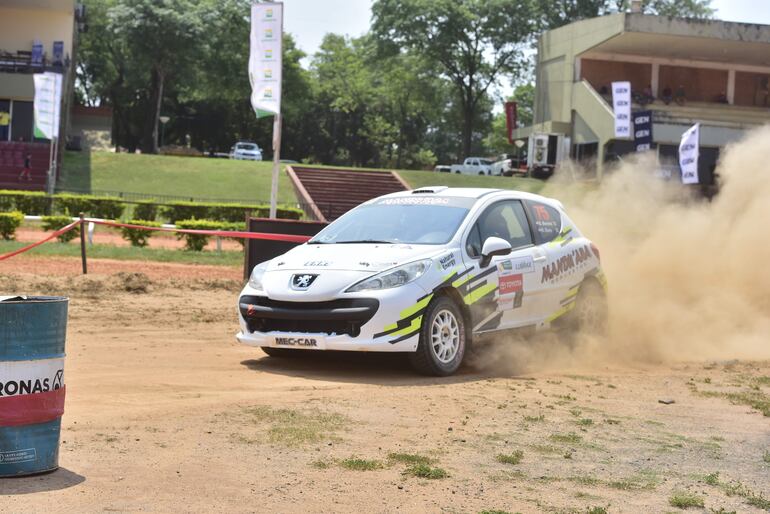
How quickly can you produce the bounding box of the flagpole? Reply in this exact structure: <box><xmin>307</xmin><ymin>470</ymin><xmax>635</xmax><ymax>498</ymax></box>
<box><xmin>269</xmin><ymin>113</ymin><xmax>281</xmax><ymax>218</ymax></box>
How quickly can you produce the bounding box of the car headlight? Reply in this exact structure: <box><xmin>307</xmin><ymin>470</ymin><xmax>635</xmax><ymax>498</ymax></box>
<box><xmin>248</xmin><ymin>262</ymin><xmax>269</xmax><ymax>291</ymax></box>
<box><xmin>346</xmin><ymin>259</ymin><xmax>431</xmax><ymax>292</ymax></box>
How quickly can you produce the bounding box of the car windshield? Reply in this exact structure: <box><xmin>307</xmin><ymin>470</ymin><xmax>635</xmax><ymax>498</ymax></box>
<box><xmin>308</xmin><ymin>196</ymin><xmax>475</xmax><ymax>245</ymax></box>
<box><xmin>237</xmin><ymin>143</ymin><xmax>258</xmax><ymax>151</ymax></box>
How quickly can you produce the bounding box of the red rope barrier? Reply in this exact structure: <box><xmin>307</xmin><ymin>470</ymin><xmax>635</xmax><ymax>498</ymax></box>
<box><xmin>0</xmin><ymin>221</ymin><xmax>80</xmax><ymax>262</ymax></box>
<box><xmin>87</xmin><ymin>219</ymin><xmax>313</xmax><ymax>243</ymax></box>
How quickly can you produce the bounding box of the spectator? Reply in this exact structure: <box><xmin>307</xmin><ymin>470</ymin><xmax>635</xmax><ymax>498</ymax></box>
<box><xmin>715</xmin><ymin>91</ymin><xmax>728</xmax><ymax>104</ymax></box>
<box><xmin>674</xmin><ymin>85</ymin><xmax>687</xmax><ymax>106</ymax></box>
<box><xmin>642</xmin><ymin>84</ymin><xmax>655</xmax><ymax>104</ymax></box>
<box><xmin>18</xmin><ymin>152</ymin><xmax>32</xmax><ymax>182</ymax></box>
<box><xmin>0</xmin><ymin>108</ymin><xmax>9</xmax><ymax>141</ymax></box>
<box><xmin>661</xmin><ymin>86</ymin><xmax>673</xmax><ymax>105</ymax></box>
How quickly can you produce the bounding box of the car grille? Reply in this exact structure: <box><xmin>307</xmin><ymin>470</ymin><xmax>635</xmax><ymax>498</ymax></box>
<box><xmin>239</xmin><ymin>296</ymin><xmax>379</xmax><ymax>337</ymax></box>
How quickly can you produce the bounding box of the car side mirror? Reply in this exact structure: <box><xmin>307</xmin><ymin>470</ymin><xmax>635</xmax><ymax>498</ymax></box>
<box><xmin>480</xmin><ymin>236</ymin><xmax>512</xmax><ymax>268</ymax></box>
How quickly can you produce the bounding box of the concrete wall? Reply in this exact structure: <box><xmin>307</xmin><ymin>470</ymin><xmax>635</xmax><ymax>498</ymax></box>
<box><xmin>0</xmin><ymin>6</ymin><xmax>74</xmax><ymax>58</ymax></box>
<box><xmin>658</xmin><ymin>65</ymin><xmax>728</xmax><ymax>102</ymax></box>
<box><xmin>734</xmin><ymin>71</ymin><xmax>770</xmax><ymax>107</ymax></box>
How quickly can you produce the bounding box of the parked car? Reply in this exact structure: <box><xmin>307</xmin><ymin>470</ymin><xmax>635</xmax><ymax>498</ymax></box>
<box><xmin>433</xmin><ymin>165</ymin><xmax>452</xmax><ymax>173</ymax></box>
<box><xmin>236</xmin><ymin>186</ymin><xmax>608</xmax><ymax>376</ymax></box>
<box><xmin>230</xmin><ymin>142</ymin><xmax>263</xmax><ymax>161</ymax></box>
<box><xmin>450</xmin><ymin>157</ymin><xmax>493</xmax><ymax>175</ymax></box>
<box><xmin>490</xmin><ymin>156</ymin><xmax>513</xmax><ymax>176</ymax></box>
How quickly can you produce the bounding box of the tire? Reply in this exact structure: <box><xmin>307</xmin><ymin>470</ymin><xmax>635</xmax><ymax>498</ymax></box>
<box><xmin>566</xmin><ymin>280</ymin><xmax>608</xmax><ymax>336</ymax></box>
<box><xmin>261</xmin><ymin>347</ymin><xmax>299</xmax><ymax>358</ymax></box>
<box><xmin>408</xmin><ymin>296</ymin><xmax>467</xmax><ymax>376</ymax></box>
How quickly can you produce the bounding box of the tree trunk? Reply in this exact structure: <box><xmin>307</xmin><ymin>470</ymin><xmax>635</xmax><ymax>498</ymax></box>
<box><xmin>142</xmin><ymin>66</ymin><xmax>164</xmax><ymax>154</ymax></box>
<box><xmin>461</xmin><ymin>101</ymin><xmax>474</xmax><ymax>159</ymax></box>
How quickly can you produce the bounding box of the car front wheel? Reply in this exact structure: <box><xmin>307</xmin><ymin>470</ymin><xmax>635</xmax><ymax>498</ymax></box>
<box><xmin>409</xmin><ymin>296</ymin><xmax>466</xmax><ymax>376</ymax></box>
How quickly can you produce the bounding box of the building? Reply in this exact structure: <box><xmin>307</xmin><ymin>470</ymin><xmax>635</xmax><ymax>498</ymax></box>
<box><xmin>512</xmin><ymin>12</ymin><xmax>770</xmax><ymax>181</ymax></box>
<box><xmin>0</xmin><ymin>0</ymin><xmax>81</xmax><ymax>190</ymax></box>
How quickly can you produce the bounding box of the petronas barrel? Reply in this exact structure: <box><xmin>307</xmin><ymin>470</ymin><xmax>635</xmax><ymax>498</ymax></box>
<box><xmin>0</xmin><ymin>296</ymin><xmax>68</xmax><ymax>477</ymax></box>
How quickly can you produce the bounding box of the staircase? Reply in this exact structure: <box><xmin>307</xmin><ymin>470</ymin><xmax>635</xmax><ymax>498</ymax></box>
<box><xmin>0</xmin><ymin>142</ymin><xmax>51</xmax><ymax>192</ymax></box>
<box><xmin>287</xmin><ymin>166</ymin><xmax>410</xmax><ymax>222</ymax></box>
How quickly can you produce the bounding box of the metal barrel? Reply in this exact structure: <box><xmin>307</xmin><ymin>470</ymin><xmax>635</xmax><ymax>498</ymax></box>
<box><xmin>0</xmin><ymin>296</ymin><xmax>68</xmax><ymax>477</ymax></box>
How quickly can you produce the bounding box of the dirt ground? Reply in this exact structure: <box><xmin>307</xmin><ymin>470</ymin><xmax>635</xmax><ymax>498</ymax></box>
<box><xmin>1</xmin><ymin>270</ymin><xmax>769</xmax><ymax>514</ymax></box>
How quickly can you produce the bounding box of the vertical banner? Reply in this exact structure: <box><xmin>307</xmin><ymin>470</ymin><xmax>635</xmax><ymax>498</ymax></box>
<box><xmin>679</xmin><ymin>123</ymin><xmax>700</xmax><ymax>184</ymax></box>
<box><xmin>31</xmin><ymin>40</ymin><xmax>44</xmax><ymax>66</ymax></box>
<box><xmin>53</xmin><ymin>41</ymin><xmax>64</xmax><ymax>66</ymax></box>
<box><xmin>33</xmin><ymin>72</ymin><xmax>63</xmax><ymax>140</ymax></box>
<box><xmin>504</xmin><ymin>101</ymin><xmax>517</xmax><ymax>145</ymax></box>
<box><xmin>249</xmin><ymin>2</ymin><xmax>283</xmax><ymax>118</ymax></box>
<box><xmin>612</xmin><ymin>81</ymin><xmax>631</xmax><ymax>138</ymax></box>
<box><xmin>633</xmin><ymin>110</ymin><xmax>653</xmax><ymax>152</ymax></box>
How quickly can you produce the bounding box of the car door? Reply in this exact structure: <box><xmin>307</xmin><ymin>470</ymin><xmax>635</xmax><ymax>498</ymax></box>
<box><xmin>460</xmin><ymin>199</ymin><xmax>540</xmax><ymax>333</ymax></box>
<box><xmin>522</xmin><ymin>200</ymin><xmax>580</xmax><ymax>324</ymax></box>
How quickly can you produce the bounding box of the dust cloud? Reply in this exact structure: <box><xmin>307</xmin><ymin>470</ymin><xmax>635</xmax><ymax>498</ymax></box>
<box><xmin>476</xmin><ymin>125</ymin><xmax>770</xmax><ymax>374</ymax></box>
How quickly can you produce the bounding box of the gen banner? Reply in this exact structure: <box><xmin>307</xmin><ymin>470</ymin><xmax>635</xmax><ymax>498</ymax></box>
<box><xmin>612</xmin><ymin>81</ymin><xmax>631</xmax><ymax>138</ymax></box>
<box><xmin>249</xmin><ymin>2</ymin><xmax>283</xmax><ymax>118</ymax></box>
<box><xmin>33</xmin><ymin>72</ymin><xmax>63</xmax><ymax>140</ymax></box>
<box><xmin>633</xmin><ymin>110</ymin><xmax>653</xmax><ymax>152</ymax></box>
<box><xmin>679</xmin><ymin>123</ymin><xmax>700</xmax><ymax>184</ymax></box>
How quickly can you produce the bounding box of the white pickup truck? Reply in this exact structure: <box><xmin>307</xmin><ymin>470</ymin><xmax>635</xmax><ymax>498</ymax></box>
<box><xmin>450</xmin><ymin>157</ymin><xmax>493</xmax><ymax>175</ymax></box>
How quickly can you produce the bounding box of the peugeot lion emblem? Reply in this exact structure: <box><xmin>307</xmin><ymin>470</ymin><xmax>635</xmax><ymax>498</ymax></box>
<box><xmin>291</xmin><ymin>274</ymin><xmax>318</xmax><ymax>290</ymax></box>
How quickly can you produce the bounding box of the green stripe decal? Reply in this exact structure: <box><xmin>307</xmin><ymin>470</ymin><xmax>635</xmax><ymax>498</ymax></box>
<box><xmin>463</xmin><ymin>282</ymin><xmax>496</xmax><ymax>305</ymax></box>
<box><xmin>389</xmin><ymin>316</ymin><xmax>423</xmax><ymax>337</ymax></box>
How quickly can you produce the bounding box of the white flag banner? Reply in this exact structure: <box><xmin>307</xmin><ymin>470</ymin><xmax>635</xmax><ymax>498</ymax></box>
<box><xmin>249</xmin><ymin>2</ymin><xmax>282</xmax><ymax>118</ymax></box>
<box><xmin>33</xmin><ymin>72</ymin><xmax>63</xmax><ymax>139</ymax></box>
<box><xmin>679</xmin><ymin>123</ymin><xmax>700</xmax><ymax>184</ymax></box>
<box><xmin>612</xmin><ymin>81</ymin><xmax>631</xmax><ymax>138</ymax></box>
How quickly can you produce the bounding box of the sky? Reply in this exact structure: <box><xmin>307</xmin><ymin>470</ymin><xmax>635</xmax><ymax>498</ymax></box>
<box><xmin>284</xmin><ymin>0</ymin><xmax>770</xmax><ymax>60</ymax></box>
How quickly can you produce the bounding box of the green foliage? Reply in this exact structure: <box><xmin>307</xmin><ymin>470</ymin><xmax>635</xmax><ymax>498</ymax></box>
<box><xmin>0</xmin><ymin>190</ymin><xmax>50</xmax><ymax>215</ymax></box>
<box><xmin>669</xmin><ymin>491</ymin><xmax>704</xmax><ymax>509</ymax></box>
<box><xmin>538</xmin><ymin>0</ymin><xmax>714</xmax><ymax>29</ymax></box>
<box><xmin>160</xmin><ymin>201</ymin><xmax>302</xmax><ymax>224</ymax></box>
<box><xmin>133</xmin><ymin>201</ymin><xmax>158</xmax><ymax>221</ymax></box>
<box><xmin>54</xmin><ymin>194</ymin><xmax>125</xmax><ymax>219</ymax></box>
<box><xmin>496</xmin><ymin>451</ymin><xmax>524</xmax><ymax>465</ymax></box>
<box><xmin>0</xmin><ymin>211</ymin><xmax>24</xmax><ymax>240</ymax></box>
<box><xmin>120</xmin><ymin>220</ymin><xmax>162</xmax><ymax>247</ymax></box>
<box><xmin>403</xmin><ymin>463</ymin><xmax>448</xmax><ymax>479</ymax></box>
<box><xmin>174</xmin><ymin>219</ymin><xmax>244</xmax><ymax>251</ymax></box>
<box><xmin>339</xmin><ymin>457</ymin><xmax>384</xmax><ymax>471</ymax></box>
<box><xmin>41</xmin><ymin>216</ymin><xmax>80</xmax><ymax>243</ymax></box>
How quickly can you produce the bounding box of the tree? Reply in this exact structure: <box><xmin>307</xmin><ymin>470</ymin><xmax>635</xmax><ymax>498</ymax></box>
<box><xmin>108</xmin><ymin>0</ymin><xmax>204</xmax><ymax>153</ymax></box>
<box><xmin>372</xmin><ymin>0</ymin><xmax>538</xmax><ymax>159</ymax></box>
<box><xmin>539</xmin><ymin>0</ymin><xmax>714</xmax><ymax>29</ymax></box>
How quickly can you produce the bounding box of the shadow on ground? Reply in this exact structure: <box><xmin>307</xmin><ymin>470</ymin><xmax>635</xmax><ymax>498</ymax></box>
<box><xmin>1</xmin><ymin>467</ymin><xmax>85</xmax><ymax>495</ymax></box>
<box><xmin>240</xmin><ymin>349</ymin><xmax>501</xmax><ymax>386</ymax></box>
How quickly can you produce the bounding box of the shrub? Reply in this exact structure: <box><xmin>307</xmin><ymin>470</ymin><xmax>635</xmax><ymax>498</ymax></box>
<box><xmin>54</xmin><ymin>193</ymin><xmax>94</xmax><ymax>216</ymax></box>
<box><xmin>0</xmin><ymin>190</ymin><xmax>50</xmax><ymax>215</ymax></box>
<box><xmin>159</xmin><ymin>201</ymin><xmax>302</xmax><ymax>223</ymax></box>
<box><xmin>120</xmin><ymin>220</ymin><xmax>162</xmax><ymax>247</ymax></box>
<box><xmin>53</xmin><ymin>194</ymin><xmax>125</xmax><ymax>219</ymax></box>
<box><xmin>41</xmin><ymin>215</ymin><xmax>79</xmax><ymax>243</ymax></box>
<box><xmin>133</xmin><ymin>201</ymin><xmax>158</xmax><ymax>221</ymax></box>
<box><xmin>0</xmin><ymin>211</ymin><xmax>24</xmax><ymax>240</ymax></box>
<box><xmin>90</xmin><ymin>197</ymin><xmax>125</xmax><ymax>220</ymax></box>
<box><xmin>174</xmin><ymin>219</ymin><xmax>246</xmax><ymax>251</ymax></box>
<box><xmin>160</xmin><ymin>202</ymin><xmax>209</xmax><ymax>223</ymax></box>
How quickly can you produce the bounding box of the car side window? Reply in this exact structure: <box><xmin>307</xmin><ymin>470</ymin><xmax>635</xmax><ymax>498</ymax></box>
<box><xmin>467</xmin><ymin>200</ymin><xmax>532</xmax><ymax>257</ymax></box>
<box><xmin>524</xmin><ymin>201</ymin><xmax>562</xmax><ymax>244</ymax></box>
<box><xmin>465</xmin><ymin>223</ymin><xmax>482</xmax><ymax>257</ymax></box>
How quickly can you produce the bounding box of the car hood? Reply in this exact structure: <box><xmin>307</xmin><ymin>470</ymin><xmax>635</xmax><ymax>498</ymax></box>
<box><xmin>265</xmin><ymin>243</ymin><xmax>448</xmax><ymax>273</ymax></box>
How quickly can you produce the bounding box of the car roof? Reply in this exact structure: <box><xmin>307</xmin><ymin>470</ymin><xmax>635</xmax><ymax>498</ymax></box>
<box><xmin>379</xmin><ymin>186</ymin><xmax>564</xmax><ymax>209</ymax></box>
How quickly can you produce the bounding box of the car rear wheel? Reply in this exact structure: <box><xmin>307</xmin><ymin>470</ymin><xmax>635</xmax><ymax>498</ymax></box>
<box><xmin>571</xmin><ymin>280</ymin><xmax>608</xmax><ymax>335</ymax></box>
<box><xmin>409</xmin><ymin>296</ymin><xmax>466</xmax><ymax>376</ymax></box>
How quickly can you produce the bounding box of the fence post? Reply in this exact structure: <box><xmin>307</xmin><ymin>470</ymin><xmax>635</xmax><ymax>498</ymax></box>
<box><xmin>79</xmin><ymin>213</ymin><xmax>87</xmax><ymax>275</ymax></box>
<box><xmin>243</xmin><ymin>209</ymin><xmax>251</xmax><ymax>281</ymax></box>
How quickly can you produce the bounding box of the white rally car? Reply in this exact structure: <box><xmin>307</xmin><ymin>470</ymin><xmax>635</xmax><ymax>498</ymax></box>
<box><xmin>237</xmin><ymin>187</ymin><xmax>607</xmax><ymax>376</ymax></box>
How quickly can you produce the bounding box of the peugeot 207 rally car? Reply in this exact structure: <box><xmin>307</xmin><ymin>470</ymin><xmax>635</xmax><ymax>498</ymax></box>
<box><xmin>236</xmin><ymin>187</ymin><xmax>607</xmax><ymax>376</ymax></box>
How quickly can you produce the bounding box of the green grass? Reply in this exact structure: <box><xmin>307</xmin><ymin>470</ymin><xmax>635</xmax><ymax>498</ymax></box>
<box><xmin>403</xmin><ymin>463</ymin><xmax>448</xmax><ymax>479</ymax></box>
<box><xmin>61</xmin><ymin>151</ymin><xmax>298</xmax><ymax>203</ymax></box>
<box><xmin>387</xmin><ymin>452</ymin><xmax>434</xmax><ymax>466</ymax></box>
<box><xmin>694</xmin><ymin>387</ymin><xmax>770</xmax><ymax>417</ymax></box>
<box><xmin>339</xmin><ymin>457</ymin><xmax>384</xmax><ymax>471</ymax></box>
<box><xmin>60</xmin><ymin>150</ymin><xmax>547</xmax><ymax>205</ymax></box>
<box><xmin>0</xmin><ymin>239</ymin><xmax>243</xmax><ymax>267</ymax></box>
<box><xmin>239</xmin><ymin>406</ymin><xmax>349</xmax><ymax>447</ymax></box>
<box><xmin>496</xmin><ymin>451</ymin><xmax>524</xmax><ymax>465</ymax></box>
<box><xmin>549</xmin><ymin>432</ymin><xmax>582</xmax><ymax>444</ymax></box>
<box><xmin>669</xmin><ymin>491</ymin><xmax>704</xmax><ymax>509</ymax></box>
<box><xmin>763</xmin><ymin>450</ymin><xmax>770</xmax><ymax>464</ymax></box>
